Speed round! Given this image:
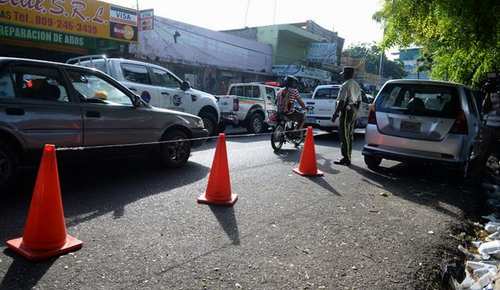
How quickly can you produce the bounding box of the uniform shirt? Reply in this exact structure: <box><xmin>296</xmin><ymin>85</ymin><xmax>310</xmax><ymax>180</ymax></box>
<box><xmin>277</xmin><ymin>88</ymin><xmax>301</xmax><ymax>114</ymax></box>
<box><xmin>486</xmin><ymin>92</ymin><xmax>500</xmax><ymax>128</ymax></box>
<box><xmin>338</xmin><ymin>79</ymin><xmax>362</xmax><ymax>108</ymax></box>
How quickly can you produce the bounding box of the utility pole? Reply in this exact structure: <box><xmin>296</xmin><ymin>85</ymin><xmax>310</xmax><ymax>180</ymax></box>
<box><xmin>244</xmin><ymin>0</ymin><xmax>251</xmax><ymax>27</ymax></box>
<box><xmin>378</xmin><ymin>28</ymin><xmax>385</xmax><ymax>85</ymax></box>
<box><xmin>273</xmin><ymin>0</ymin><xmax>278</xmax><ymax>25</ymax></box>
<box><xmin>136</xmin><ymin>0</ymin><xmax>140</xmax><ymax>52</ymax></box>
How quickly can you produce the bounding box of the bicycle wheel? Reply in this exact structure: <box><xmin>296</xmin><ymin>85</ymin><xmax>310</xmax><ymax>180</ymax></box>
<box><xmin>271</xmin><ymin>124</ymin><xmax>285</xmax><ymax>152</ymax></box>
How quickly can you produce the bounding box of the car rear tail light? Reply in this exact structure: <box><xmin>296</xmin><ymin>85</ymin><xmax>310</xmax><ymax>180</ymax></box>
<box><xmin>368</xmin><ymin>104</ymin><xmax>377</xmax><ymax>125</ymax></box>
<box><xmin>233</xmin><ymin>98</ymin><xmax>239</xmax><ymax>111</ymax></box>
<box><xmin>450</xmin><ymin>111</ymin><xmax>468</xmax><ymax>135</ymax></box>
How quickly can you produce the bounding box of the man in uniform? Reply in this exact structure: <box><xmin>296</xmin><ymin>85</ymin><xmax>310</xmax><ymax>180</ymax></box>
<box><xmin>331</xmin><ymin>67</ymin><xmax>362</xmax><ymax>166</ymax></box>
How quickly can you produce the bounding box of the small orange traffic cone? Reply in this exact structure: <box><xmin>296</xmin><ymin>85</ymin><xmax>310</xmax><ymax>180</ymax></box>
<box><xmin>6</xmin><ymin>144</ymin><xmax>82</xmax><ymax>261</ymax></box>
<box><xmin>198</xmin><ymin>133</ymin><xmax>238</xmax><ymax>206</ymax></box>
<box><xmin>293</xmin><ymin>127</ymin><xmax>324</xmax><ymax>177</ymax></box>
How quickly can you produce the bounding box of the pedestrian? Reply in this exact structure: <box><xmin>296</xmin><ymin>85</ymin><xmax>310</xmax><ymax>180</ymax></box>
<box><xmin>472</xmin><ymin>73</ymin><xmax>500</xmax><ymax>178</ymax></box>
<box><xmin>331</xmin><ymin>67</ymin><xmax>362</xmax><ymax>166</ymax></box>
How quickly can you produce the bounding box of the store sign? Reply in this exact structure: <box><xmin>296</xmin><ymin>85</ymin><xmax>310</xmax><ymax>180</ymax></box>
<box><xmin>272</xmin><ymin>65</ymin><xmax>331</xmax><ymax>81</ymax></box>
<box><xmin>139</xmin><ymin>9</ymin><xmax>154</xmax><ymax>31</ymax></box>
<box><xmin>0</xmin><ymin>0</ymin><xmax>137</xmax><ymax>42</ymax></box>
<box><xmin>307</xmin><ymin>42</ymin><xmax>337</xmax><ymax>65</ymax></box>
<box><xmin>0</xmin><ymin>22</ymin><xmax>94</xmax><ymax>48</ymax></box>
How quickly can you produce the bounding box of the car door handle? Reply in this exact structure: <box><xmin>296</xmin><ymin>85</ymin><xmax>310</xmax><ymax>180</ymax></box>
<box><xmin>86</xmin><ymin>111</ymin><xmax>101</xmax><ymax>118</ymax></box>
<box><xmin>306</xmin><ymin>102</ymin><xmax>315</xmax><ymax>105</ymax></box>
<box><xmin>161</xmin><ymin>91</ymin><xmax>170</xmax><ymax>96</ymax></box>
<box><xmin>129</xmin><ymin>87</ymin><xmax>137</xmax><ymax>92</ymax></box>
<box><xmin>5</xmin><ymin>107</ymin><xmax>25</xmax><ymax>116</ymax></box>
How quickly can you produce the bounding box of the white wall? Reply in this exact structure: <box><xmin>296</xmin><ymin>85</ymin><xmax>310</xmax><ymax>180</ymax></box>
<box><xmin>130</xmin><ymin>17</ymin><xmax>273</xmax><ymax>74</ymax></box>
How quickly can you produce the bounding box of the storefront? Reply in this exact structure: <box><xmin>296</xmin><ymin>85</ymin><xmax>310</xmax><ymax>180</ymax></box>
<box><xmin>0</xmin><ymin>0</ymin><xmax>138</xmax><ymax>61</ymax></box>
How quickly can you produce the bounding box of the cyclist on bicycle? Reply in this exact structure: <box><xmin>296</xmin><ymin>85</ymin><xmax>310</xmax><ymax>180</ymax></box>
<box><xmin>276</xmin><ymin>75</ymin><xmax>307</xmax><ymax>129</ymax></box>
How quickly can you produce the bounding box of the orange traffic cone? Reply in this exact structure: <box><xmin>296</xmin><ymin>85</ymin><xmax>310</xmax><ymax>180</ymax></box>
<box><xmin>197</xmin><ymin>134</ymin><xmax>238</xmax><ymax>206</ymax></box>
<box><xmin>293</xmin><ymin>127</ymin><xmax>324</xmax><ymax>177</ymax></box>
<box><xmin>6</xmin><ymin>144</ymin><xmax>82</xmax><ymax>261</ymax></box>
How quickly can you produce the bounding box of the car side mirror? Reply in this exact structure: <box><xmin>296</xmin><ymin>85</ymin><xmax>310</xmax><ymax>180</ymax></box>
<box><xmin>180</xmin><ymin>81</ymin><xmax>191</xmax><ymax>91</ymax></box>
<box><xmin>132</xmin><ymin>95</ymin><xmax>142</xmax><ymax>107</ymax></box>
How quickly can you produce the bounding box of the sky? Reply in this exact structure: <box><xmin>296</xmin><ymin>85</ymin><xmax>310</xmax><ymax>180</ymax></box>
<box><xmin>106</xmin><ymin>0</ymin><xmax>384</xmax><ymax>48</ymax></box>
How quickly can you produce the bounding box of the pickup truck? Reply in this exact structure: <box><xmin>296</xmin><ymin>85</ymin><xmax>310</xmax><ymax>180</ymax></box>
<box><xmin>217</xmin><ymin>83</ymin><xmax>281</xmax><ymax>133</ymax></box>
<box><xmin>303</xmin><ymin>84</ymin><xmax>373</xmax><ymax>132</ymax></box>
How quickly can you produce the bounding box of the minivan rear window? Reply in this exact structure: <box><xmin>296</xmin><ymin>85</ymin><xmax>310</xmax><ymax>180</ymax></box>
<box><xmin>376</xmin><ymin>83</ymin><xmax>461</xmax><ymax>118</ymax></box>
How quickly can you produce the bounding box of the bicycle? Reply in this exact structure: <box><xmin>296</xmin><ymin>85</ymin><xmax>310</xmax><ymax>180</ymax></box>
<box><xmin>270</xmin><ymin>108</ymin><xmax>307</xmax><ymax>152</ymax></box>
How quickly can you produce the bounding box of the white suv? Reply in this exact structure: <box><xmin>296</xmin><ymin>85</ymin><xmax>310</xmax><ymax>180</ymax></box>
<box><xmin>363</xmin><ymin>79</ymin><xmax>482</xmax><ymax>176</ymax></box>
<box><xmin>67</xmin><ymin>56</ymin><xmax>220</xmax><ymax>135</ymax></box>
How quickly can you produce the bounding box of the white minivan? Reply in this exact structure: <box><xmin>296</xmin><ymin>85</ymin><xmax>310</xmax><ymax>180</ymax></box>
<box><xmin>362</xmin><ymin>79</ymin><xmax>482</xmax><ymax>176</ymax></box>
<box><xmin>67</xmin><ymin>55</ymin><xmax>221</xmax><ymax>135</ymax></box>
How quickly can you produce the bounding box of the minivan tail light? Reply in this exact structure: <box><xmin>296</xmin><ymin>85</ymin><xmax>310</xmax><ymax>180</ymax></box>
<box><xmin>233</xmin><ymin>98</ymin><xmax>239</xmax><ymax>111</ymax></box>
<box><xmin>368</xmin><ymin>104</ymin><xmax>377</xmax><ymax>125</ymax></box>
<box><xmin>450</xmin><ymin>111</ymin><xmax>468</xmax><ymax>135</ymax></box>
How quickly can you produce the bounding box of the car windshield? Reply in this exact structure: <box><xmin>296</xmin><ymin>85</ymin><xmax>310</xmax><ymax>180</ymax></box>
<box><xmin>376</xmin><ymin>83</ymin><xmax>461</xmax><ymax>118</ymax></box>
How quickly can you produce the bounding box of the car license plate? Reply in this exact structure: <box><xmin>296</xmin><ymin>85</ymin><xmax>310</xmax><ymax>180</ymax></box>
<box><xmin>401</xmin><ymin>121</ymin><xmax>421</xmax><ymax>133</ymax></box>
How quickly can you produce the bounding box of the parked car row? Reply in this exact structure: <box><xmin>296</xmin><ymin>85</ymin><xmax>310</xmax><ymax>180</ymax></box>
<box><xmin>0</xmin><ymin>57</ymin><xmax>208</xmax><ymax>191</ymax></box>
<box><xmin>0</xmin><ymin>55</ymin><xmax>485</xmax><ymax>192</ymax></box>
<box><xmin>67</xmin><ymin>55</ymin><xmax>221</xmax><ymax>136</ymax></box>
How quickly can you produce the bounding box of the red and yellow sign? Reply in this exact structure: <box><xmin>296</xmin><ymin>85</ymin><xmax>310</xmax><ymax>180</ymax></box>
<box><xmin>0</xmin><ymin>0</ymin><xmax>138</xmax><ymax>42</ymax></box>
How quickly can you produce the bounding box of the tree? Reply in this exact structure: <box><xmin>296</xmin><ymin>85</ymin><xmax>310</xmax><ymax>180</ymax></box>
<box><xmin>343</xmin><ymin>43</ymin><xmax>406</xmax><ymax>79</ymax></box>
<box><xmin>374</xmin><ymin>0</ymin><xmax>499</xmax><ymax>87</ymax></box>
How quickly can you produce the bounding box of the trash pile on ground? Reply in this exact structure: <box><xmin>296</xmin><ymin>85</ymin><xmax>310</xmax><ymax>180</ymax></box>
<box><xmin>449</xmin><ymin>183</ymin><xmax>500</xmax><ymax>290</ymax></box>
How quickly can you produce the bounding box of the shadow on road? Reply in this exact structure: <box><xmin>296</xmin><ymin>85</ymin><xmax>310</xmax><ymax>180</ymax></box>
<box><xmin>316</xmin><ymin>154</ymin><xmax>341</xmax><ymax>175</ymax></box>
<box><xmin>0</xmin><ymin>250</ymin><xmax>55</xmax><ymax>290</ymax></box>
<box><xmin>308</xmin><ymin>177</ymin><xmax>341</xmax><ymax>196</ymax></box>
<box><xmin>209</xmin><ymin>206</ymin><xmax>240</xmax><ymax>245</ymax></box>
<box><xmin>0</xmin><ymin>158</ymin><xmax>210</xmax><ymax>243</ymax></box>
<box><xmin>350</xmin><ymin>162</ymin><xmax>483</xmax><ymax>219</ymax></box>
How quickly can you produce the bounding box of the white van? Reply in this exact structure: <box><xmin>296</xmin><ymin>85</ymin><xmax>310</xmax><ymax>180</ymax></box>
<box><xmin>67</xmin><ymin>55</ymin><xmax>220</xmax><ymax>135</ymax></box>
<box><xmin>303</xmin><ymin>84</ymin><xmax>372</xmax><ymax>131</ymax></box>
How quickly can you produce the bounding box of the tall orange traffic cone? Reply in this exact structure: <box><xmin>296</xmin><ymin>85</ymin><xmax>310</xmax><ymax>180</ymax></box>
<box><xmin>293</xmin><ymin>127</ymin><xmax>324</xmax><ymax>177</ymax></box>
<box><xmin>197</xmin><ymin>134</ymin><xmax>238</xmax><ymax>206</ymax></box>
<box><xmin>6</xmin><ymin>144</ymin><xmax>82</xmax><ymax>261</ymax></box>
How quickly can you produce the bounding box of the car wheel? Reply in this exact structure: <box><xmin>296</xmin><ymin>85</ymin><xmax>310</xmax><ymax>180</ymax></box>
<box><xmin>160</xmin><ymin>130</ymin><xmax>191</xmax><ymax>168</ymax></box>
<box><xmin>0</xmin><ymin>141</ymin><xmax>18</xmax><ymax>193</ymax></box>
<box><xmin>247</xmin><ymin>113</ymin><xmax>264</xmax><ymax>134</ymax></box>
<box><xmin>199</xmin><ymin>113</ymin><xmax>217</xmax><ymax>136</ymax></box>
<box><xmin>364</xmin><ymin>155</ymin><xmax>382</xmax><ymax>170</ymax></box>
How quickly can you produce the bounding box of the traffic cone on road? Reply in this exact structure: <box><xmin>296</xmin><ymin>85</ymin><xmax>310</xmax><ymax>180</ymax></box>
<box><xmin>6</xmin><ymin>144</ymin><xmax>82</xmax><ymax>261</ymax></box>
<box><xmin>293</xmin><ymin>127</ymin><xmax>324</xmax><ymax>177</ymax></box>
<box><xmin>198</xmin><ymin>134</ymin><xmax>238</xmax><ymax>206</ymax></box>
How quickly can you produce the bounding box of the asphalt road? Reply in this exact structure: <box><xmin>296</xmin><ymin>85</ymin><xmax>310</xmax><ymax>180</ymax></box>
<box><xmin>0</xmin><ymin>130</ymin><xmax>482</xmax><ymax>290</ymax></box>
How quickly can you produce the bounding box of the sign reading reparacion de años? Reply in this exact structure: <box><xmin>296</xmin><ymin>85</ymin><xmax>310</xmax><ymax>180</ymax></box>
<box><xmin>0</xmin><ymin>0</ymin><xmax>138</xmax><ymax>43</ymax></box>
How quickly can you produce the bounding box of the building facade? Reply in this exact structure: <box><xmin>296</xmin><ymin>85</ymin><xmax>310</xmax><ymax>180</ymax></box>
<box><xmin>223</xmin><ymin>21</ymin><xmax>344</xmax><ymax>92</ymax></box>
<box><xmin>341</xmin><ymin>55</ymin><xmax>389</xmax><ymax>92</ymax></box>
<box><xmin>129</xmin><ymin>17</ymin><xmax>274</xmax><ymax>94</ymax></box>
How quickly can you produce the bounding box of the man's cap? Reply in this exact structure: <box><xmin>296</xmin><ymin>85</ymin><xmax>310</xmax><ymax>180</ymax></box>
<box><xmin>340</xmin><ymin>66</ymin><xmax>355</xmax><ymax>75</ymax></box>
